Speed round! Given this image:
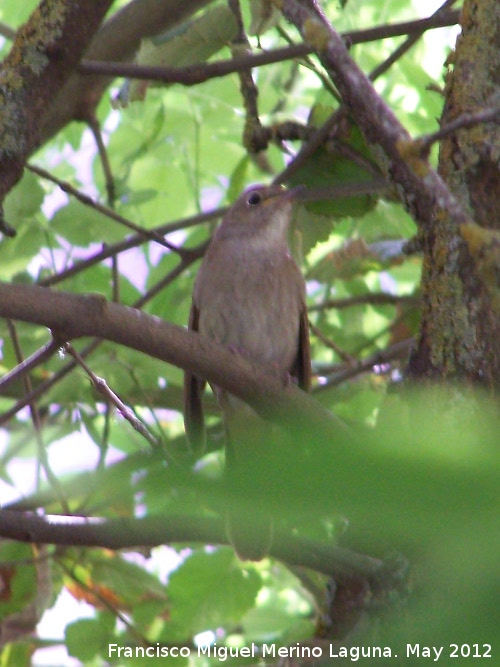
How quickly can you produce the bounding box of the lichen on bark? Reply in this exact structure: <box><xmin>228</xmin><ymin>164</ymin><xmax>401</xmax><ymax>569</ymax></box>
<box><xmin>409</xmin><ymin>0</ymin><xmax>500</xmax><ymax>387</ymax></box>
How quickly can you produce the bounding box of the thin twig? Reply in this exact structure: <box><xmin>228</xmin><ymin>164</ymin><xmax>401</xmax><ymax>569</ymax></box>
<box><xmin>297</xmin><ymin>179</ymin><xmax>389</xmax><ymax>202</ymax></box>
<box><xmin>277</xmin><ymin>25</ymin><xmax>341</xmax><ymax>103</ymax></box>
<box><xmin>314</xmin><ymin>339</ymin><xmax>414</xmax><ymax>392</ymax></box>
<box><xmin>418</xmin><ymin>105</ymin><xmax>500</xmax><ymax>155</ymax></box>
<box><xmin>229</xmin><ymin>0</ymin><xmax>271</xmax><ymax>165</ymax></box>
<box><xmin>274</xmin><ymin>107</ymin><xmax>346</xmax><ymax>185</ymax></box>
<box><xmin>110</xmin><ymin>248</ymin><xmax>120</xmax><ymax>303</ymax></box>
<box><xmin>26</xmin><ymin>163</ymin><xmax>184</xmax><ymax>255</ymax></box>
<box><xmin>0</xmin><ymin>21</ymin><xmax>16</xmax><ymax>41</ymax></box>
<box><xmin>0</xmin><ymin>339</ymin><xmax>60</xmax><ymax>394</ymax></box>
<box><xmin>368</xmin><ymin>0</ymin><xmax>459</xmax><ymax>82</ymax></box>
<box><xmin>0</xmin><ymin>338</ymin><xmax>97</xmax><ymax>427</ymax></box>
<box><xmin>57</xmin><ymin>557</ymin><xmax>150</xmax><ymax>646</ymax></box>
<box><xmin>64</xmin><ymin>343</ymin><xmax>160</xmax><ymax>447</ymax></box>
<box><xmin>5</xmin><ymin>321</ymin><xmax>70</xmax><ymax>512</ymax></box>
<box><xmin>79</xmin><ymin>43</ymin><xmax>311</xmax><ymax>84</ymax></box>
<box><xmin>344</xmin><ymin>9</ymin><xmax>460</xmax><ymax>46</ymax></box>
<box><xmin>37</xmin><ymin>211</ymin><xmax>217</xmax><ymax>288</ymax></box>
<box><xmin>309</xmin><ymin>293</ymin><xmax>417</xmax><ymax>312</ymax></box>
<box><xmin>87</xmin><ymin>113</ymin><xmax>116</xmax><ymax>206</ymax></box>
<box><xmin>76</xmin><ymin>10</ymin><xmax>461</xmax><ymax>86</ymax></box>
<box><xmin>309</xmin><ymin>320</ymin><xmax>356</xmax><ymax>363</ymax></box>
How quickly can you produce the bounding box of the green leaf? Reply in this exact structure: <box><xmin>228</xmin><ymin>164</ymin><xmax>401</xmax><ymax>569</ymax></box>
<box><xmin>0</xmin><ymin>173</ymin><xmax>46</xmax><ymax>278</ymax></box>
<box><xmin>3</xmin><ymin>171</ymin><xmax>44</xmax><ymax>225</ymax></box>
<box><xmin>227</xmin><ymin>156</ymin><xmax>251</xmax><ymax>202</ymax></box>
<box><xmin>0</xmin><ymin>641</ymin><xmax>34</xmax><ymax>667</ymax></box>
<box><xmin>50</xmin><ymin>200</ymin><xmax>125</xmax><ymax>245</ymax></box>
<box><xmin>0</xmin><ymin>218</ymin><xmax>46</xmax><ymax>282</ymax></box>
<box><xmin>126</xmin><ymin>5</ymin><xmax>238</xmax><ymax>102</ymax></box>
<box><xmin>0</xmin><ymin>543</ymin><xmax>37</xmax><ymax>617</ymax></box>
<box><xmin>248</xmin><ymin>0</ymin><xmax>281</xmax><ymax>36</ymax></box>
<box><xmin>288</xmin><ymin>123</ymin><xmax>380</xmax><ymax>218</ymax></box>
<box><xmin>65</xmin><ymin>614</ymin><xmax>115</xmax><ymax>661</ymax></box>
<box><xmin>165</xmin><ymin>549</ymin><xmax>262</xmax><ymax>639</ymax></box>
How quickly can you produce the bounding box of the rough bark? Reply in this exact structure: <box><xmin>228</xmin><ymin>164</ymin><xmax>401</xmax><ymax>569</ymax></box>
<box><xmin>409</xmin><ymin>0</ymin><xmax>500</xmax><ymax>386</ymax></box>
<box><xmin>0</xmin><ymin>0</ymin><xmax>214</xmax><ymax>223</ymax></box>
<box><xmin>0</xmin><ymin>0</ymin><xmax>114</xmax><ymax>207</ymax></box>
<box><xmin>39</xmin><ymin>0</ymin><xmax>214</xmax><ymax>143</ymax></box>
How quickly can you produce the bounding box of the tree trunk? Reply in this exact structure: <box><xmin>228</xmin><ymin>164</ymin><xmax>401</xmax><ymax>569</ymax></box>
<box><xmin>409</xmin><ymin>0</ymin><xmax>500</xmax><ymax>386</ymax></box>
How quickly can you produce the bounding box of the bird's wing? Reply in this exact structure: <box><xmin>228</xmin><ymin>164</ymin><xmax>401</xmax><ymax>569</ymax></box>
<box><xmin>183</xmin><ymin>301</ymin><xmax>206</xmax><ymax>453</ymax></box>
<box><xmin>294</xmin><ymin>302</ymin><xmax>312</xmax><ymax>392</ymax></box>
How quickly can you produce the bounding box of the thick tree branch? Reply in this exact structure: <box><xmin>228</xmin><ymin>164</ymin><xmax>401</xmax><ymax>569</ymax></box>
<box><xmin>0</xmin><ymin>0</ymin><xmax>114</xmax><ymax>215</ymax></box>
<box><xmin>0</xmin><ymin>282</ymin><xmax>339</xmax><ymax>442</ymax></box>
<box><xmin>39</xmin><ymin>0</ymin><xmax>214</xmax><ymax>144</ymax></box>
<box><xmin>277</xmin><ymin>0</ymin><xmax>469</xmax><ymax>232</ymax></box>
<box><xmin>0</xmin><ymin>251</ymin><xmax>204</xmax><ymax>423</ymax></box>
<box><xmin>0</xmin><ymin>508</ymin><xmax>390</xmax><ymax>585</ymax></box>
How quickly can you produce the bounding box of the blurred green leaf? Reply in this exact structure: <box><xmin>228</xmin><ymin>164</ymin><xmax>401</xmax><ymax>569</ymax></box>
<box><xmin>65</xmin><ymin>614</ymin><xmax>115</xmax><ymax>661</ymax></box>
<box><xmin>51</xmin><ymin>200</ymin><xmax>125</xmax><ymax>245</ymax></box>
<box><xmin>126</xmin><ymin>5</ymin><xmax>238</xmax><ymax>102</ymax></box>
<box><xmin>0</xmin><ymin>543</ymin><xmax>37</xmax><ymax>617</ymax></box>
<box><xmin>3</xmin><ymin>171</ymin><xmax>44</xmax><ymax>225</ymax></box>
<box><xmin>0</xmin><ymin>641</ymin><xmax>34</xmax><ymax>667</ymax></box>
<box><xmin>165</xmin><ymin>549</ymin><xmax>262</xmax><ymax>639</ymax></box>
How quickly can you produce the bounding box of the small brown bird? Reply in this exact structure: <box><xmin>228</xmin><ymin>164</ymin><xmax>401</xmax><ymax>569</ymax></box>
<box><xmin>184</xmin><ymin>184</ymin><xmax>311</xmax><ymax>560</ymax></box>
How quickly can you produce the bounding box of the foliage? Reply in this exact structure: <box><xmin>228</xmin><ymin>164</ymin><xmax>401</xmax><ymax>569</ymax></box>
<box><xmin>0</xmin><ymin>1</ymin><xmax>498</xmax><ymax>666</ymax></box>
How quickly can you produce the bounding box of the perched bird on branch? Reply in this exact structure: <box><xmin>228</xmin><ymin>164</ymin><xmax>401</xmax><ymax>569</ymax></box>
<box><xmin>184</xmin><ymin>184</ymin><xmax>311</xmax><ymax>560</ymax></box>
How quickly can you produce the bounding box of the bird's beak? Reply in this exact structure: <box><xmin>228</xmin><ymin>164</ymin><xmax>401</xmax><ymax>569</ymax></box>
<box><xmin>262</xmin><ymin>184</ymin><xmax>305</xmax><ymax>205</ymax></box>
<box><xmin>284</xmin><ymin>184</ymin><xmax>307</xmax><ymax>201</ymax></box>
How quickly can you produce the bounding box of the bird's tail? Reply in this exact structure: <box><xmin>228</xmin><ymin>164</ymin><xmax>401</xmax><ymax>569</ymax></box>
<box><xmin>223</xmin><ymin>402</ymin><xmax>274</xmax><ymax>561</ymax></box>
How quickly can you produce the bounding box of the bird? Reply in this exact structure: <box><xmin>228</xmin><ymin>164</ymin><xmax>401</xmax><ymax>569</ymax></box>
<box><xmin>183</xmin><ymin>183</ymin><xmax>311</xmax><ymax>560</ymax></box>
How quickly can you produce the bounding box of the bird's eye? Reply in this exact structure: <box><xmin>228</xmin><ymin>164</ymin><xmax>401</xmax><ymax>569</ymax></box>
<box><xmin>247</xmin><ymin>191</ymin><xmax>262</xmax><ymax>206</ymax></box>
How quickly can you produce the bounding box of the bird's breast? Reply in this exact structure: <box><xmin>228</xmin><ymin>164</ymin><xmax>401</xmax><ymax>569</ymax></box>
<box><xmin>195</xmin><ymin>245</ymin><xmax>303</xmax><ymax>373</ymax></box>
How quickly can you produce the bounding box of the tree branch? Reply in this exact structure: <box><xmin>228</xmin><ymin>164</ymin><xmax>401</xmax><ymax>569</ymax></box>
<box><xmin>76</xmin><ymin>11</ymin><xmax>461</xmax><ymax>85</ymax></box>
<box><xmin>36</xmin><ymin>208</ymin><xmax>219</xmax><ymax>288</ymax></box>
<box><xmin>308</xmin><ymin>293</ymin><xmax>417</xmax><ymax>312</ymax></box>
<box><xmin>277</xmin><ymin>0</ymin><xmax>469</xmax><ymax>232</ymax></box>
<box><xmin>79</xmin><ymin>43</ymin><xmax>311</xmax><ymax>85</ymax></box>
<box><xmin>63</xmin><ymin>343</ymin><xmax>160</xmax><ymax>447</ymax></box>
<box><xmin>0</xmin><ymin>508</ymin><xmax>389</xmax><ymax>584</ymax></box>
<box><xmin>0</xmin><ymin>339</ymin><xmax>60</xmax><ymax>396</ymax></box>
<box><xmin>0</xmin><ymin>0</ymin><xmax>114</xmax><ymax>217</ymax></box>
<box><xmin>26</xmin><ymin>164</ymin><xmax>185</xmax><ymax>255</ymax></box>
<box><xmin>367</xmin><ymin>0</ymin><xmax>459</xmax><ymax>81</ymax></box>
<box><xmin>39</xmin><ymin>0</ymin><xmax>215</xmax><ymax>145</ymax></box>
<box><xmin>0</xmin><ymin>250</ymin><xmax>204</xmax><ymax>424</ymax></box>
<box><xmin>418</xmin><ymin>104</ymin><xmax>500</xmax><ymax>155</ymax></box>
<box><xmin>0</xmin><ymin>282</ymin><xmax>340</xmax><ymax>442</ymax></box>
